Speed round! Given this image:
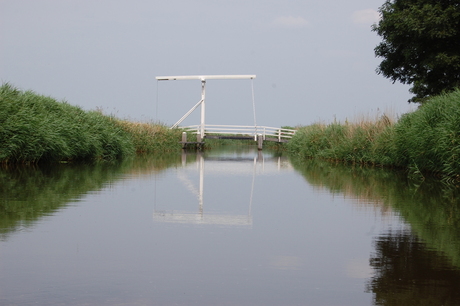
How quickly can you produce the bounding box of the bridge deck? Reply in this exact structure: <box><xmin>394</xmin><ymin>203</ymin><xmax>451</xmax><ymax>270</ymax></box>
<box><xmin>204</xmin><ymin>135</ymin><xmax>254</xmax><ymax>140</ymax></box>
<box><xmin>178</xmin><ymin>124</ymin><xmax>296</xmax><ymax>149</ymax></box>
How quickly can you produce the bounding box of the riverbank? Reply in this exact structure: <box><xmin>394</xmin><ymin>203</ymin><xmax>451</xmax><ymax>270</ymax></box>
<box><xmin>4</xmin><ymin>82</ymin><xmax>460</xmax><ymax>179</ymax></box>
<box><xmin>288</xmin><ymin>88</ymin><xmax>460</xmax><ymax>180</ymax></box>
<box><xmin>0</xmin><ymin>84</ymin><xmax>183</xmax><ymax>163</ymax></box>
<box><xmin>0</xmin><ymin>83</ymin><xmax>290</xmax><ymax>164</ymax></box>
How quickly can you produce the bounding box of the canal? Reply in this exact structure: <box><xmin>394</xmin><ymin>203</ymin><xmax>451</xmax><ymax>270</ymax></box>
<box><xmin>0</xmin><ymin>146</ymin><xmax>459</xmax><ymax>305</ymax></box>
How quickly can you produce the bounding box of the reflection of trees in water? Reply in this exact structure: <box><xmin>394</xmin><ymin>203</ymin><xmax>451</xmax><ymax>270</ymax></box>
<box><xmin>290</xmin><ymin>157</ymin><xmax>460</xmax><ymax>305</ymax></box>
<box><xmin>289</xmin><ymin>157</ymin><xmax>402</xmax><ymax>216</ymax></box>
<box><xmin>0</xmin><ymin>149</ymin><xmax>279</xmax><ymax>240</ymax></box>
<box><xmin>290</xmin><ymin>156</ymin><xmax>460</xmax><ymax>267</ymax></box>
<box><xmin>367</xmin><ymin>229</ymin><xmax>460</xmax><ymax>306</ymax></box>
<box><xmin>0</xmin><ymin>162</ymin><xmax>126</xmax><ymax>241</ymax></box>
<box><xmin>0</xmin><ymin>154</ymin><xmax>182</xmax><ymax>240</ymax></box>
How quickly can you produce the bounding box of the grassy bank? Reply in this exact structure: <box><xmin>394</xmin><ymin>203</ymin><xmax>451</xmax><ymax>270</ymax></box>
<box><xmin>288</xmin><ymin>88</ymin><xmax>460</xmax><ymax>179</ymax></box>
<box><xmin>0</xmin><ymin>84</ymin><xmax>183</xmax><ymax>163</ymax></box>
<box><xmin>287</xmin><ymin>114</ymin><xmax>396</xmax><ymax>165</ymax></box>
<box><xmin>115</xmin><ymin>120</ymin><xmax>184</xmax><ymax>153</ymax></box>
<box><xmin>395</xmin><ymin>89</ymin><xmax>460</xmax><ymax>178</ymax></box>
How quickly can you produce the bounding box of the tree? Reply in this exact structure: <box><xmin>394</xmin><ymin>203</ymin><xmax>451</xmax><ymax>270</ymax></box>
<box><xmin>372</xmin><ymin>0</ymin><xmax>460</xmax><ymax>103</ymax></box>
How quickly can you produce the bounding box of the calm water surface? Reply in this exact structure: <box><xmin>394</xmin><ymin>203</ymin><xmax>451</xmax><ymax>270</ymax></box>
<box><xmin>0</xmin><ymin>147</ymin><xmax>459</xmax><ymax>305</ymax></box>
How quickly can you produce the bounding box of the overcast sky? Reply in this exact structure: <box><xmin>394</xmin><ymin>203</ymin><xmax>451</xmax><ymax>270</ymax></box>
<box><xmin>1</xmin><ymin>0</ymin><xmax>415</xmax><ymax>127</ymax></box>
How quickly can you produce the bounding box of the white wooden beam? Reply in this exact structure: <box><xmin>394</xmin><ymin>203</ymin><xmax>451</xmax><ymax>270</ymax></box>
<box><xmin>156</xmin><ymin>75</ymin><xmax>256</xmax><ymax>81</ymax></box>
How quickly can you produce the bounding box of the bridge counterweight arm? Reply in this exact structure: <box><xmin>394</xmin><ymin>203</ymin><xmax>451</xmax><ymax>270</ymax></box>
<box><xmin>156</xmin><ymin>75</ymin><xmax>256</xmax><ymax>81</ymax></box>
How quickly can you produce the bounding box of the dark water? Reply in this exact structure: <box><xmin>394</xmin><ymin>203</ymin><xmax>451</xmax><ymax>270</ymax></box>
<box><xmin>0</xmin><ymin>147</ymin><xmax>459</xmax><ymax>306</ymax></box>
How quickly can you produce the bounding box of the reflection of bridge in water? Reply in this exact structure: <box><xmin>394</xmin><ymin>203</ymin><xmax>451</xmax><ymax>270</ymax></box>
<box><xmin>153</xmin><ymin>151</ymin><xmax>292</xmax><ymax>227</ymax></box>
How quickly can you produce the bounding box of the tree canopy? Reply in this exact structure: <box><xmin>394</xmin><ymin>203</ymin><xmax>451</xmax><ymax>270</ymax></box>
<box><xmin>372</xmin><ymin>0</ymin><xmax>460</xmax><ymax>103</ymax></box>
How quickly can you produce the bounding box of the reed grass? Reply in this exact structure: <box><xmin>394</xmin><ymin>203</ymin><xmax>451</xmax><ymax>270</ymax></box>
<box><xmin>114</xmin><ymin>120</ymin><xmax>183</xmax><ymax>153</ymax></box>
<box><xmin>288</xmin><ymin>88</ymin><xmax>460</xmax><ymax>179</ymax></box>
<box><xmin>288</xmin><ymin>113</ymin><xmax>396</xmax><ymax>165</ymax></box>
<box><xmin>0</xmin><ymin>83</ymin><xmax>183</xmax><ymax>163</ymax></box>
<box><xmin>0</xmin><ymin>83</ymin><xmax>135</xmax><ymax>163</ymax></box>
<box><xmin>395</xmin><ymin>89</ymin><xmax>460</xmax><ymax>178</ymax></box>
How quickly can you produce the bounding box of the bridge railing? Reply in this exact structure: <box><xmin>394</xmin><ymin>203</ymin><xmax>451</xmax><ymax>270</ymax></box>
<box><xmin>181</xmin><ymin>124</ymin><xmax>296</xmax><ymax>142</ymax></box>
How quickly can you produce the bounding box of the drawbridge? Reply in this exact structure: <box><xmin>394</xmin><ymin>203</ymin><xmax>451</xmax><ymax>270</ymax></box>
<box><xmin>156</xmin><ymin>75</ymin><xmax>296</xmax><ymax>149</ymax></box>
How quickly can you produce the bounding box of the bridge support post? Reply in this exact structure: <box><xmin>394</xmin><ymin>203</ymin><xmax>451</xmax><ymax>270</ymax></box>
<box><xmin>257</xmin><ymin>134</ymin><xmax>263</xmax><ymax>150</ymax></box>
<box><xmin>181</xmin><ymin>132</ymin><xmax>187</xmax><ymax>149</ymax></box>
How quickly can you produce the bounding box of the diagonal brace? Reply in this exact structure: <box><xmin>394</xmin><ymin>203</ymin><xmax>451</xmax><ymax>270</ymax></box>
<box><xmin>171</xmin><ymin>98</ymin><xmax>204</xmax><ymax>129</ymax></box>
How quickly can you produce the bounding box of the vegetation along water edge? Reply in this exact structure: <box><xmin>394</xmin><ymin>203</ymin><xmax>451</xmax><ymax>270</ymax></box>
<box><xmin>287</xmin><ymin>89</ymin><xmax>460</xmax><ymax>181</ymax></box>
<box><xmin>3</xmin><ymin>82</ymin><xmax>460</xmax><ymax>181</ymax></box>
<box><xmin>0</xmin><ymin>83</ymin><xmax>184</xmax><ymax>163</ymax></box>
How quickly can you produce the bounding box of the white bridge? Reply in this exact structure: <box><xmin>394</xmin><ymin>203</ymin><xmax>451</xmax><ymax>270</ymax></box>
<box><xmin>156</xmin><ymin>74</ymin><xmax>296</xmax><ymax>149</ymax></box>
<box><xmin>182</xmin><ymin>124</ymin><xmax>296</xmax><ymax>143</ymax></box>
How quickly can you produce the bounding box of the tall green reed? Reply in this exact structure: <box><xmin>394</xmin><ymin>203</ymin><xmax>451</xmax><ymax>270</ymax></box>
<box><xmin>114</xmin><ymin>120</ymin><xmax>183</xmax><ymax>153</ymax></box>
<box><xmin>395</xmin><ymin>89</ymin><xmax>460</xmax><ymax>178</ymax></box>
<box><xmin>288</xmin><ymin>114</ymin><xmax>396</xmax><ymax>165</ymax></box>
<box><xmin>289</xmin><ymin>89</ymin><xmax>460</xmax><ymax>179</ymax></box>
<box><xmin>0</xmin><ymin>83</ymin><xmax>183</xmax><ymax>163</ymax></box>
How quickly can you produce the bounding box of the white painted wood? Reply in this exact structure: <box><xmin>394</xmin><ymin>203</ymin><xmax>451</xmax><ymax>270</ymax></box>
<box><xmin>200</xmin><ymin>80</ymin><xmax>206</xmax><ymax>138</ymax></box>
<box><xmin>157</xmin><ymin>74</ymin><xmax>257</xmax><ymax>137</ymax></box>
<box><xmin>182</xmin><ymin>124</ymin><xmax>296</xmax><ymax>140</ymax></box>
<box><xmin>156</xmin><ymin>75</ymin><xmax>256</xmax><ymax>81</ymax></box>
<box><xmin>171</xmin><ymin>98</ymin><xmax>203</xmax><ymax>128</ymax></box>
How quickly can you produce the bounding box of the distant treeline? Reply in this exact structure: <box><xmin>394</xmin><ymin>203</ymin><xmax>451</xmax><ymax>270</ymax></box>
<box><xmin>0</xmin><ymin>83</ymin><xmax>183</xmax><ymax>163</ymax></box>
<box><xmin>288</xmin><ymin>88</ymin><xmax>460</xmax><ymax>180</ymax></box>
